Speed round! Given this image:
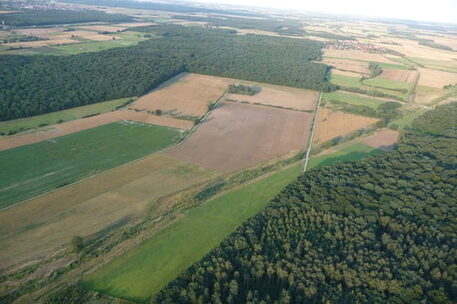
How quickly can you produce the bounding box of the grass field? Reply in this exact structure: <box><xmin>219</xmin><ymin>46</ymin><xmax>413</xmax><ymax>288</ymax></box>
<box><xmin>0</xmin><ymin>121</ymin><xmax>181</xmax><ymax>209</ymax></box>
<box><xmin>81</xmin><ymin>164</ymin><xmax>302</xmax><ymax>302</ymax></box>
<box><xmin>309</xmin><ymin>142</ymin><xmax>382</xmax><ymax>169</ymax></box>
<box><xmin>325</xmin><ymin>56</ymin><xmax>408</xmax><ymax>70</ymax></box>
<box><xmin>323</xmin><ymin>91</ymin><xmax>388</xmax><ymax>109</ymax></box>
<box><xmin>388</xmin><ymin>109</ymin><xmax>428</xmax><ymax>130</ymax></box>
<box><xmin>363</xmin><ymin>77</ymin><xmax>410</xmax><ymax>91</ymax></box>
<box><xmin>330</xmin><ymin>74</ymin><xmax>405</xmax><ymax>99</ymax></box>
<box><xmin>0</xmin><ymin>97</ymin><xmax>133</xmax><ymax>135</ymax></box>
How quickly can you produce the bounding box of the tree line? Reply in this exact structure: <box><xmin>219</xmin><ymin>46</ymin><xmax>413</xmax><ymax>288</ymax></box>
<box><xmin>154</xmin><ymin>103</ymin><xmax>457</xmax><ymax>303</ymax></box>
<box><xmin>0</xmin><ymin>24</ymin><xmax>335</xmax><ymax>121</ymax></box>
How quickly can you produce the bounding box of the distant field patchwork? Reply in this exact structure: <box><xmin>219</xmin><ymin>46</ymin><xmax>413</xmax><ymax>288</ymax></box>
<box><xmin>0</xmin><ymin>121</ymin><xmax>181</xmax><ymax>209</ymax></box>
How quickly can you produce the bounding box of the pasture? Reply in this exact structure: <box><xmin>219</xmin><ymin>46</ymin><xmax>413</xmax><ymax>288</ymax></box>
<box><xmin>323</xmin><ymin>91</ymin><xmax>390</xmax><ymax>109</ymax></box>
<box><xmin>313</xmin><ymin>107</ymin><xmax>379</xmax><ymax>144</ymax></box>
<box><xmin>0</xmin><ymin>121</ymin><xmax>181</xmax><ymax>209</ymax></box>
<box><xmin>0</xmin><ymin>110</ymin><xmax>192</xmax><ymax>151</ymax></box>
<box><xmin>81</xmin><ymin>163</ymin><xmax>302</xmax><ymax>302</ymax></box>
<box><xmin>131</xmin><ymin>73</ymin><xmax>231</xmax><ymax>118</ymax></box>
<box><xmin>309</xmin><ymin>142</ymin><xmax>381</xmax><ymax>169</ymax></box>
<box><xmin>166</xmin><ymin>101</ymin><xmax>313</xmax><ymax>172</ymax></box>
<box><xmin>330</xmin><ymin>74</ymin><xmax>405</xmax><ymax>98</ymax></box>
<box><xmin>0</xmin><ymin>154</ymin><xmax>217</xmax><ymax>269</ymax></box>
<box><xmin>0</xmin><ymin>97</ymin><xmax>132</xmax><ymax>135</ymax></box>
<box><xmin>363</xmin><ymin>77</ymin><xmax>411</xmax><ymax>91</ymax></box>
<box><xmin>226</xmin><ymin>83</ymin><xmax>318</xmax><ymax>111</ymax></box>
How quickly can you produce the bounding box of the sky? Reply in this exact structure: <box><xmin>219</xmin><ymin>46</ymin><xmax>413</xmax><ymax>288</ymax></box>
<box><xmin>192</xmin><ymin>0</ymin><xmax>457</xmax><ymax>24</ymax></box>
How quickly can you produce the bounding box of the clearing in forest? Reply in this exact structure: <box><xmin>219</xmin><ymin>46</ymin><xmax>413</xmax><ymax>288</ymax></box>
<box><xmin>131</xmin><ymin>73</ymin><xmax>232</xmax><ymax>118</ymax></box>
<box><xmin>0</xmin><ymin>121</ymin><xmax>182</xmax><ymax>209</ymax></box>
<box><xmin>226</xmin><ymin>83</ymin><xmax>318</xmax><ymax>111</ymax></box>
<box><xmin>81</xmin><ymin>164</ymin><xmax>302</xmax><ymax>302</ymax></box>
<box><xmin>166</xmin><ymin>102</ymin><xmax>313</xmax><ymax>173</ymax></box>
<box><xmin>0</xmin><ymin>154</ymin><xmax>217</xmax><ymax>269</ymax></box>
<box><xmin>361</xmin><ymin>128</ymin><xmax>400</xmax><ymax>150</ymax></box>
<box><xmin>313</xmin><ymin>107</ymin><xmax>379</xmax><ymax>144</ymax></box>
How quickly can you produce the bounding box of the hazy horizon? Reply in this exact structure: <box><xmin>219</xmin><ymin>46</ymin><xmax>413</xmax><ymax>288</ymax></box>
<box><xmin>189</xmin><ymin>0</ymin><xmax>457</xmax><ymax>24</ymax></box>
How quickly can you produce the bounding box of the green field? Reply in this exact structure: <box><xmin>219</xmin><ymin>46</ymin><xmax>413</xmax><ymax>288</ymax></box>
<box><xmin>2</xmin><ymin>31</ymin><xmax>148</xmax><ymax>56</ymax></box>
<box><xmin>388</xmin><ymin>108</ymin><xmax>429</xmax><ymax>130</ymax></box>
<box><xmin>323</xmin><ymin>91</ymin><xmax>389</xmax><ymax>109</ymax></box>
<box><xmin>81</xmin><ymin>164</ymin><xmax>302</xmax><ymax>302</ymax></box>
<box><xmin>363</xmin><ymin>77</ymin><xmax>410</xmax><ymax>91</ymax></box>
<box><xmin>0</xmin><ymin>122</ymin><xmax>182</xmax><ymax>209</ymax></box>
<box><xmin>325</xmin><ymin>56</ymin><xmax>408</xmax><ymax>70</ymax></box>
<box><xmin>330</xmin><ymin>74</ymin><xmax>405</xmax><ymax>98</ymax></box>
<box><xmin>309</xmin><ymin>142</ymin><xmax>382</xmax><ymax>169</ymax></box>
<box><xmin>0</xmin><ymin>97</ymin><xmax>133</xmax><ymax>135</ymax></box>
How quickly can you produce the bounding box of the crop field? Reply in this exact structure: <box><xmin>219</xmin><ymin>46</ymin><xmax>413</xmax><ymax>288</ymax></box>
<box><xmin>323</xmin><ymin>91</ymin><xmax>390</xmax><ymax>109</ymax></box>
<box><xmin>131</xmin><ymin>73</ymin><xmax>231</xmax><ymax>118</ymax></box>
<box><xmin>0</xmin><ymin>121</ymin><xmax>182</xmax><ymax>209</ymax></box>
<box><xmin>363</xmin><ymin>77</ymin><xmax>411</xmax><ymax>91</ymax></box>
<box><xmin>226</xmin><ymin>83</ymin><xmax>318</xmax><ymax>111</ymax></box>
<box><xmin>379</xmin><ymin>69</ymin><xmax>417</xmax><ymax>83</ymax></box>
<box><xmin>415</xmin><ymin>86</ymin><xmax>445</xmax><ymax>104</ymax></box>
<box><xmin>0</xmin><ymin>97</ymin><xmax>132</xmax><ymax>135</ymax></box>
<box><xmin>81</xmin><ymin>163</ymin><xmax>302</xmax><ymax>302</ymax></box>
<box><xmin>0</xmin><ymin>154</ymin><xmax>217</xmax><ymax>269</ymax></box>
<box><xmin>313</xmin><ymin>107</ymin><xmax>379</xmax><ymax>144</ymax></box>
<box><xmin>361</xmin><ymin>128</ymin><xmax>400</xmax><ymax>150</ymax></box>
<box><xmin>330</xmin><ymin>74</ymin><xmax>405</xmax><ymax>98</ymax></box>
<box><xmin>0</xmin><ymin>110</ymin><xmax>192</xmax><ymax>151</ymax></box>
<box><xmin>417</xmin><ymin>68</ymin><xmax>457</xmax><ymax>88</ymax></box>
<box><xmin>166</xmin><ymin>102</ymin><xmax>313</xmax><ymax>172</ymax></box>
<box><xmin>309</xmin><ymin>142</ymin><xmax>382</xmax><ymax>169</ymax></box>
<box><xmin>324</xmin><ymin>49</ymin><xmax>404</xmax><ymax>65</ymax></box>
<box><xmin>322</xmin><ymin>58</ymin><xmax>369</xmax><ymax>75</ymax></box>
<box><xmin>331</xmin><ymin>69</ymin><xmax>362</xmax><ymax>78</ymax></box>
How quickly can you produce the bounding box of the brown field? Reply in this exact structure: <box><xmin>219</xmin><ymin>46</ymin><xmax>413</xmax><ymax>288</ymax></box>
<box><xmin>415</xmin><ymin>86</ymin><xmax>445</xmax><ymax>104</ymax></box>
<box><xmin>417</xmin><ymin>68</ymin><xmax>457</xmax><ymax>88</ymax></box>
<box><xmin>117</xmin><ymin>22</ymin><xmax>157</xmax><ymax>27</ymax></box>
<box><xmin>166</xmin><ymin>101</ymin><xmax>313</xmax><ymax>173</ymax></box>
<box><xmin>0</xmin><ymin>10</ymin><xmax>17</xmax><ymax>13</ymax></box>
<box><xmin>314</xmin><ymin>107</ymin><xmax>379</xmax><ymax>144</ymax></box>
<box><xmin>15</xmin><ymin>27</ymin><xmax>64</xmax><ymax>37</ymax></box>
<box><xmin>4</xmin><ymin>38</ymin><xmax>78</xmax><ymax>48</ymax></box>
<box><xmin>381</xmin><ymin>38</ymin><xmax>457</xmax><ymax>62</ymax></box>
<box><xmin>131</xmin><ymin>73</ymin><xmax>232</xmax><ymax>117</ymax></box>
<box><xmin>323</xmin><ymin>58</ymin><xmax>369</xmax><ymax>74</ymax></box>
<box><xmin>226</xmin><ymin>84</ymin><xmax>318</xmax><ymax>111</ymax></box>
<box><xmin>379</xmin><ymin>69</ymin><xmax>417</xmax><ymax>83</ymax></box>
<box><xmin>332</xmin><ymin>69</ymin><xmax>362</xmax><ymax>78</ymax></box>
<box><xmin>361</xmin><ymin>128</ymin><xmax>400</xmax><ymax>150</ymax></box>
<box><xmin>0</xmin><ymin>154</ymin><xmax>217</xmax><ymax>269</ymax></box>
<box><xmin>58</xmin><ymin>30</ymin><xmax>120</xmax><ymax>41</ymax></box>
<box><xmin>0</xmin><ymin>110</ymin><xmax>193</xmax><ymax>151</ymax></box>
<box><xmin>324</xmin><ymin>49</ymin><xmax>396</xmax><ymax>64</ymax></box>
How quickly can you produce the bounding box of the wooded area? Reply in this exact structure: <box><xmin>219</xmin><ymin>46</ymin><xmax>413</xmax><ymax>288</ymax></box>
<box><xmin>154</xmin><ymin>103</ymin><xmax>457</xmax><ymax>303</ymax></box>
<box><xmin>0</xmin><ymin>25</ymin><xmax>334</xmax><ymax>121</ymax></box>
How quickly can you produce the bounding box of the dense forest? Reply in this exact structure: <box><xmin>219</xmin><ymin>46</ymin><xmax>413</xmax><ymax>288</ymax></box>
<box><xmin>0</xmin><ymin>25</ymin><xmax>335</xmax><ymax>121</ymax></box>
<box><xmin>171</xmin><ymin>15</ymin><xmax>305</xmax><ymax>36</ymax></box>
<box><xmin>154</xmin><ymin>103</ymin><xmax>457</xmax><ymax>303</ymax></box>
<box><xmin>0</xmin><ymin>9</ymin><xmax>132</xmax><ymax>26</ymax></box>
<box><xmin>63</xmin><ymin>0</ymin><xmax>261</xmax><ymax>17</ymax></box>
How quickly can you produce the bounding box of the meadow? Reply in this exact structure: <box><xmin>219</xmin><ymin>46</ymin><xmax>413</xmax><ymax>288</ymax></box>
<box><xmin>323</xmin><ymin>91</ymin><xmax>388</xmax><ymax>109</ymax></box>
<box><xmin>363</xmin><ymin>77</ymin><xmax>410</xmax><ymax>91</ymax></box>
<box><xmin>81</xmin><ymin>163</ymin><xmax>302</xmax><ymax>302</ymax></box>
<box><xmin>0</xmin><ymin>121</ymin><xmax>181</xmax><ymax>209</ymax></box>
<box><xmin>330</xmin><ymin>74</ymin><xmax>406</xmax><ymax>99</ymax></box>
<box><xmin>0</xmin><ymin>97</ymin><xmax>133</xmax><ymax>135</ymax></box>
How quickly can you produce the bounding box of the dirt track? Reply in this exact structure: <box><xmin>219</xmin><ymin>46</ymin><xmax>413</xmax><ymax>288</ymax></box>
<box><xmin>166</xmin><ymin>102</ymin><xmax>314</xmax><ymax>172</ymax></box>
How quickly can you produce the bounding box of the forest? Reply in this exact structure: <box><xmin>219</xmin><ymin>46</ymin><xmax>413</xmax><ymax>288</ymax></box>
<box><xmin>153</xmin><ymin>103</ymin><xmax>457</xmax><ymax>303</ymax></box>
<box><xmin>0</xmin><ymin>9</ymin><xmax>132</xmax><ymax>26</ymax></box>
<box><xmin>0</xmin><ymin>25</ymin><xmax>335</xmax><ymax>121</ymax></box>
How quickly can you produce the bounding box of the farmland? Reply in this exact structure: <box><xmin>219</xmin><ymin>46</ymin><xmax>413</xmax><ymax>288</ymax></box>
<box><xmin>313</xmin><ymin>107</ymin><xmax>379</xmax><ymax>144</ymax></box>
<box><xmin>361</xmin><ymin>128</ymin><xmax>400</xmax><ymax>150</ymax></box>
<box><xmin>166</xmin><ymin>102</ymin><xmax>313</xmax><ymax>172</ymax></box>
<box><xmin>0</xmin><ymin>97</ymin><xmax>133</xmax><ymax>135</ymax></box>
<box><xmin>0</xmin><ymin>121</ymin><xmax>182</xmax><ymax>209</ymax></box>
<box><xmin>323</xmin><ymin>91</ymin><xmax>390</xmax><ymax>109</ymax></box>
<box><xmin>0</xmin><ymin>154</ymin><xmax>217</xmax><ymax>269</ymax></box>
<box><xmin>81</xmin><ymin>163</ymin><xmax>302</xmax><ymax>302</ymax></box>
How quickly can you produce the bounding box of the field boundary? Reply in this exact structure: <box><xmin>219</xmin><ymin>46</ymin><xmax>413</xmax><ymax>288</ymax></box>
<box><xmin>303</xmin><ymin>92</ymin><xmax>322</xmax><ymax>172</ymax></box>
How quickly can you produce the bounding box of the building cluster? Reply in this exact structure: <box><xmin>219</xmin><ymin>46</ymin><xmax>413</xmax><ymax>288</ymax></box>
<box><xmin>2</xmin><ymin>0</ymin><xmax>82</xmax><ymax>12</ymax></box>
<box><xmin>323</xmin><ymin>40</ymin><xmax>386</xmax><ymax>53</ymax></box>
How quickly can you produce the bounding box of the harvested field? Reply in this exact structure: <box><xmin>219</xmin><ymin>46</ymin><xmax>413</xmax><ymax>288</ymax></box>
<box><xmin>58</xmin><ymin>30</ymin><xmax>120</xmax><ymax>41</ymax></box>
<box><xmin>415</xmin><ymin>86</ymin><xmax>444</xmax><ymax>104</ymax></box>
<box><xmin>4</xmin><ymin>38</ymin><xmax>77</xmax><ymax>48</ymax></box>
<box><xmin>332</xmin><ymin>69</ymin><xmax>362</xmax><ymax>78</ymax></box>
<box><xmin>324</xmin><ymin>49</ymin><xmax>397</xmax><ymax>64</ymax></box>
<box><xmin>75</xmin><ymin>25</ymin><xmax>127</xmax><ymax>32</ymax></box>
<box><xmin>166</xmin><ymin>102</ymin><xmax>313</xmax><ymax>173</ymax></box>
<box><xmin>118</xmin><ymin>22</ymin><xmax>157</xmax><ymax>27</ymax></box>
<box><xmin>417</xmin><ymin>68</ymin><xmax>457</xmax><ymax>88</ymax></box>
<box><xmin>132</xmin><ymin>73</ymin><xmax>231</xmax><ymax>118</ymax></box>
<box><xmin>0</xmin><ymin>154</ymin><xmax>217</xmax><ymax>269</ymax></box>
<box><xmin>322</xmin><ymin>58</ymin><xmax>369</xmax><ymax>75</ymax></box>
<box><xmin>361</xmin><ymin>128</ymin><xmax>400</xmax><ymax>150</ymax></box>
<box><xmin>15</xmin><ymin>27</ymin><xmax>63</xmax><ymax>37</ymax></box>
<box><xmin>379</xmin><ymin>69</ymin><xmax>417</xmax><ymax>83</ymax></box>
<box><xmin>0</xmin><ymin>110</ymin><xmax>193</xmax><ymax>151</ymax></box>
<box><xmin>314</xmin><ymin>107</ymin><xmax>379</xmax><ymax>144</ymax></box>
<box><xmin>226</xmin><ymin>84</ymin><xmax>318</xmax><ymax>111</ymax></box>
